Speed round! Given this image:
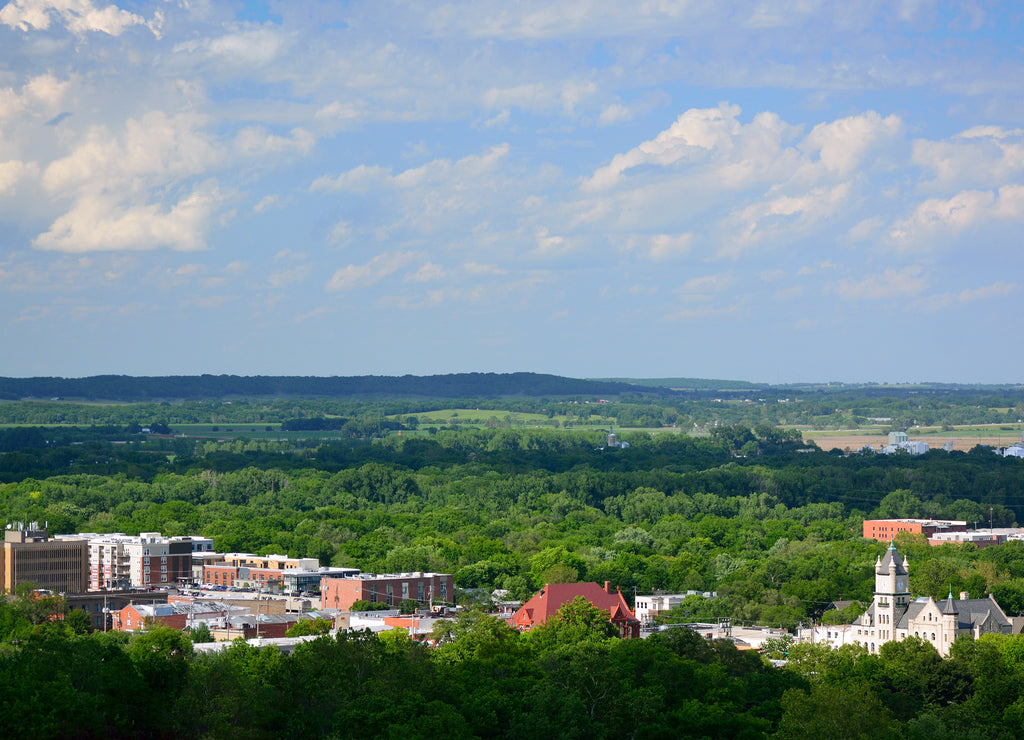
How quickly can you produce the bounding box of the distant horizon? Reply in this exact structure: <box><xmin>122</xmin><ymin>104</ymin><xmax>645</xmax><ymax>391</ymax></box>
<box><xmin>0</xmin><ymin>371</ymin><xmax>1021</xmax><ymax>389</ymax></box>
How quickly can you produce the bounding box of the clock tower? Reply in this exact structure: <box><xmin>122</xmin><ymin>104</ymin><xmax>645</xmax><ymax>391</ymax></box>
<box><xmin>872</xmin><ymin>544</ymin><xmax>910</xmax><ymax>641</ymax></box>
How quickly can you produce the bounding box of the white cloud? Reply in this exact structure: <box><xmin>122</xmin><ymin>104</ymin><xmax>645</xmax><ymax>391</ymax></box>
<box><xmin>623</xmin><ymin>232</ymin><xmax>693</xmax><ymax>261</ymax></box>
<box><xmin>173</xmin><ymin>26</ymin><xmax>287</xmax><ymax>67</ymax></box>
<box><xmin>310</xmin><ymin>164</ymin><xmax>392</xmax><ymax>194</ymax></box>
<box><xmin>463</xmin><ymin>262</ymin><xmax>507</xmax><ymax>275</ymax></box>
<box><xmin>325</xmin><ymin>251</ymin><xmax>419</xmax><ymax>291</ymax></box>
<box><xmin>889</xmin><ymin>185</ymin><xmax>1024</xmax><ymax>244</ymax></box>
<box><xmin>0</xmin><ymin>0</ymin><xmax>158</xmax><ymax>37</ymax></box>
<box><xmin>405</xmin><ymin>262</ymin><xmax>446</xmax><ymax>282</ymax></box>
<box><xmin>584</xmin><ymin>103</ymin><xmax>747</xmax><ymax>191</ymax></box>
<box><xmin>0</xmin><ymin>159</ymin><xmax>38</xmax><ymax>193</ymax></box>
<box><xmin>253</xmin><ymin>195</ymin><xmax>280</xmax><ymax>213</ymax></box>
<box><xmin>831</xmin><ymin>265</ymin><xmax>928</xmax><ymax>300</ymax></box>
<box><xmin>267</xmin><ymin>265</ymin><xmax>311</xmax><ymax>288</ymax></box>
<box><xmin>678</xmin><ymin>272</ymin><xmax>734</xmax><ymax>294</ymax></box>
<box><xmin>912</xmin><ymin>126</ymin><xmax>1024</xmax><ymax>189</ymax></box>
<box><xmin>801</xmin><ymin>111</ymin><xmax>902</xmax><ymax>176</ymax></box>
<box><xmin>913</xmin><ymin>281</ymin><xmax>1017</xmax><ymax>312</ymax></box>
<box><xmin>721</xmin><ymin>182</ymin><xmax>851</xmax><ymax>259</ymax></box>
<box><xmin>234</xmin><ymin>127</ymin><xmax>315</xmax><ymax>157</ymax></box>
<box><xmin>42</xmin><ymin>112</ymin><xmax>218</xmax><ymax>195</ymax></box>
<box><xmin>33</xmin><ymin>185</ymin><xmax>224</xmax><ymax>253</ymax></box>
<box><xmin>0</xmin><ymin>73</ymin><xmax>70</xmax><ymax>122</ymax></box>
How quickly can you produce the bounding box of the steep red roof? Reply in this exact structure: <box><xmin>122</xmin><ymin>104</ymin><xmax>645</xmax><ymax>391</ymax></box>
<box><xmin>510</xmin><ymin>581</ymin><xmax>640</xmax><ymax>636</ymax></box>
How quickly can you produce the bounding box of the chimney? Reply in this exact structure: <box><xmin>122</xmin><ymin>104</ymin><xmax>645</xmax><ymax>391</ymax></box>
<box><xmin>604</xmin><ymin>581</ymin><xmax>612</xmax><ymax>594</ymax></box>
<box><xmin>960</xmin><ymin>591</ymin><xmax>969</xmax><ymax>600</ymax></box>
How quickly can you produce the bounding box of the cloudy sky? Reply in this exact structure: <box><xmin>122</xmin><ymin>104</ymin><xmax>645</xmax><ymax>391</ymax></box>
<box><xmin>2</xmin><ymin>1</ymin><xmax>1023</xmax><ymax>382</ymax></box>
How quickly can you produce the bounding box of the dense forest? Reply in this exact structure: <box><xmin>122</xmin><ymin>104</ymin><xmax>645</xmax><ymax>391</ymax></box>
<box><xmin>5</xmin><ymin>386</ymin><xmax>1024</xmax><ymax>736</ymax></box>
<box><xmin>6</xmin><ymin>589</ymin><xmax>1024</xmax><ymax>738</ymax></box>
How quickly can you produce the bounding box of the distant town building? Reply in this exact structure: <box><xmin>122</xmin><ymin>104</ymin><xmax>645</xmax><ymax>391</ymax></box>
<box><xmin>202</xmin><ymin>552</ymin><xmax>322</xmax><ymax>590</ymax></box>
<box><xmin>634</xmin><ymin>590</ymin><xmax>716</xmax><ymax>625</ymax></box>
<box><xmin>64</xmin><ymin>590</ymin><xmax>169</xmax><ymax>631</ymax></box>
<box><xmin>320</xmin><ymin>572</ymin><xmax>453</xmax><ymax>611</ymax></box>
<box><xmin>862</xmin><ymin>519</ymin><xmax>967</xmax><ymax>541</ymax></box>
<box><xmin>81</xmin><ymin>532</ymin><xmax>193</xmax><ymax>590</ymax></box>
<box><xmin>1</xmin><ymin>526</ymin><xmax>87</xmax><ymax>594</ymax></box>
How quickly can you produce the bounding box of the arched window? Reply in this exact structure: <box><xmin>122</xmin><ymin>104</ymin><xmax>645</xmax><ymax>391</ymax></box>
<box><xmin>931</xmin><ymin>633</ymin><xmax>936</xmax><ymax>641</ymax></box>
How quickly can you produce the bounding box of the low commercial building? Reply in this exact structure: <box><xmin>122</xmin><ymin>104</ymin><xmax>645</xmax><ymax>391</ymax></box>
<box><xmin>320</xmin><ymin>572</ymin><xmax>453</xmax><ymax>611</ymax></box>
<box><xmin>634</xmin><ymin>590</ymin><xmax>715</xmax><ymax>625</ymax></box>
<box><xmin>64</xmin><ymin>590</ymin><xmax>169</xmax><ymax>631</ymax></box>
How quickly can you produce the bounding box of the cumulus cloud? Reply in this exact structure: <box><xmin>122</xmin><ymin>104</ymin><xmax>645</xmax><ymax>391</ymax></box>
<box><xmin>0</xmin><ymin>160</ymin><xmax>38</xmax><ymax>193</ymax></box>
<box><xmin>889</xmin><ymin>185</ymin><xmax>1024</xmax><ymax>244</ymax></box>
<box><xmin>42</xmin><ymin>112</ymin><xmax>218</xmax><ymax>195</ymax></box>
<box><xmin>173</xmin><ymin>26</ymin><xmax>287</xmax><ymax>67</ymax></box>
<box><xmin>584</xmin><ymin>103</ymin><xmax>749</xmax><ymax>191</ymax></box>
<box><xmin>0</xmin><ymin>0</ymin><xmax>160</xmax><ymax>37</ymax></box>
<box><xmin>33</xmin><ymin>185</ymin><xmax>224</xmax><ymax>252</ymax></box>
<box><xmin>801</xmin><ymin>111</ymin><xmax>902</xmax><ymax>176</ymax></box>
<box><xmin>0</xmin><ymin>74</ymin><xmax>70</xmax><ymax>122</ymax></box>
<box><xmin>721</xmin><ymin>183</ymin><xmax>851</xmax><ymax>258</ymax></box>
<box><xmin>831</xmin><ymin>265</ymin><xmax>928</xmax><ymax>300</ymax></box>
<box><xmin>912</xmin><ymin>126</ymin><xmax>1024</xmax><ymax>190</ymax></box>
<box><xmin>325</xmin><ymin>251</ymin><xmax>419</xmax><ymax>291</ymax></box>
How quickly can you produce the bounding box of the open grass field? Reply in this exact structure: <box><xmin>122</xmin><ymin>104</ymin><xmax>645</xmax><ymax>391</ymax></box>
<box><xmin>803</xmin><ymin>424</ymin><xmax>1024</xmax><ymax>453</ymax></box>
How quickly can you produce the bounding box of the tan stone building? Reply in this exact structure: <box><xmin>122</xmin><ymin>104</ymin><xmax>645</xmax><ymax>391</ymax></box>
<box><xmin>1</xmin><ymin>528</ymin><xmax>88</xmax><ymax>594</ymax></box>
<box><xmin>828</xmin><ymin>545</ymin><xmax>1012</xmax><ymax>657</ymax></box>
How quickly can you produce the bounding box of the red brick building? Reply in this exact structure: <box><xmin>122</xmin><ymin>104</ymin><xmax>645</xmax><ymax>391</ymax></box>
<box><xmin>863</xmin><ymin>519</ymin><xmax>967</xmax><ymax>541</ymax></box>
<box><xmin>320</xmin><ymin>572</ymin><xmax>453</xmax><ymax>611</ymax></box>
<box><xmin>112</xmin><ymin>601</ymin><xmax>229</xmax><ymax>632</ymax></box>
<box><xmin>510</xmin><ymin>581</ymin><xmax>641</xmax><ymax>638</ymax></box>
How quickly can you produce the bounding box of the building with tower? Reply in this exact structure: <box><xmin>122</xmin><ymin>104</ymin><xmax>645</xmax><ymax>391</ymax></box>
<box><xmin>817</xmin><ymin>544</ymin><xmax>1012</xmax><ymax>657</ymax></box>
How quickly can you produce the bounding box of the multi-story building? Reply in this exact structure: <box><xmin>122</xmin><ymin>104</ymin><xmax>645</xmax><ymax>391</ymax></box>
<box><xmin>320</xmin><ymin>572</ymin><xmax>453</xmax><ymax>611</ymax></box>
<box><xmin>1</xmin><ymin>527</ymin><xmax>88</xmax><ymax>594</ymax></box>
<box><xmin>862</xmin><ymin>518</ymin><xmax>967</xmax><ymax>542</ymax></box>
<box><xmin>83</xmin><ymin>532</ymin><xmax>194</xmax><ymax>590</ymax></box>
<box><xmin>202</xmin><ymin>553</ymin><xmax>322</xmax><ymax>590</ymax></box>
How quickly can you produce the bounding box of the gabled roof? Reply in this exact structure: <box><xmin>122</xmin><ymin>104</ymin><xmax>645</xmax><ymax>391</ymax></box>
<box><xmin>510</xmin><ymin>582</ymin><xmax>638</xmax><ymax>629</ymax></box>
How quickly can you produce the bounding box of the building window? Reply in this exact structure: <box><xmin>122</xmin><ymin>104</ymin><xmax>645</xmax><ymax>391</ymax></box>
<box><xmin>417</xmin><ymin>582</ymin><xmax>424</xmax><ymax>602</ymax></box>
<box><xmin>402</xmin><ymin>582</ymin><xmax>409</xmax><ymax>600</ymax></box>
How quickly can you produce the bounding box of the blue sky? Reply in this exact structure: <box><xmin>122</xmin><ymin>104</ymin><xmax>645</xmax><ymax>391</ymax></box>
<box><xmin>2</xmin><ymin>1</ymin><xmax>1023</xmax><ymax>383</ymax></box>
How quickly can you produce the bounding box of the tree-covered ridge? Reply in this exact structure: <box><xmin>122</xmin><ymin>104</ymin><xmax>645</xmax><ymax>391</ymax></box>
<box><xmin>4</xmin><ymin>381</ymin><xmax>1024</xmax><ymax>431</ymax></box>
<box><xmin>0</xmin><ymin>373</ymin><xmax>650</xmax><ymax>402</ymax></box>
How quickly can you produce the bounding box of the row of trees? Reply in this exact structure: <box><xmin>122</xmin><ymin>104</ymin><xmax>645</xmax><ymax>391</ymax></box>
<box><xmin>6</xmin><ymin>590</ymin><xmax>1024</xmax><ymax>738</ymax></box>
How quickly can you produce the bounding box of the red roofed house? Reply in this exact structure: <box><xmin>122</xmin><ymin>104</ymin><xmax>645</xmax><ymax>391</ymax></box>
<box><xmin>510</xmin><ymin>581</ymin><xmax>641</xmax><ymax>638</ymax></box>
